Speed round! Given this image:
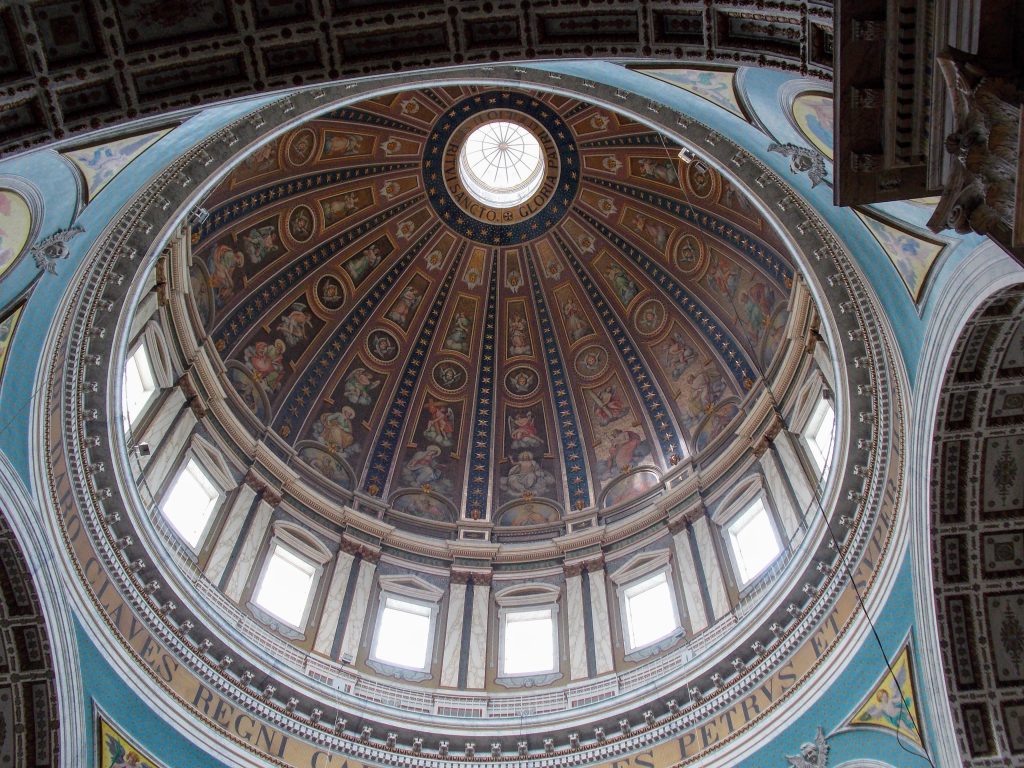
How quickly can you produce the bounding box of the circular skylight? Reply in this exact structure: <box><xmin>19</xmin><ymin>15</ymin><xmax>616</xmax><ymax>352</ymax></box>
<box><xmin>458</xmin><ymin>121</ymin><xmax>545</xmax><ymax>208</ymax></box>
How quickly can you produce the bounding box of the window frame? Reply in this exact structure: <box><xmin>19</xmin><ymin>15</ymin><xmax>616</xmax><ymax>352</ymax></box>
<box><xmin>493</xmin><ymin>583</ymin><xmax>562</xmax><ymax>685</ymax></box>
<box><xmin>250</xmin><ymin>541</ymin><xmax>321</xmax><ymax>633</ymax></box>
<box><xmin>725</xmin><ymin>495</ymin><xmax>784</xmax><ymax>587</ymax></box>
<box><xmin>367</xmin><ymin>576</ymin><xmax>444</xmax><ymax>681</ymax></box>
<box><xmin>804</xmin><ymin>397</ymin><xmax>836</xmax><ymax>482</ymax></box>
<box><xmin>160</xmin><ymin>455</ymin><xmax>222</xmax><ymax>552</ymax></box>
<box><xmin>123</xmin><ymin>339</ymin><xmax>159</xmax><ymax>427</ymax></box>
<box><xmin>609</xmin><ymin>550</ymin><xmax>684</xmax><ymax>660</ymax></box>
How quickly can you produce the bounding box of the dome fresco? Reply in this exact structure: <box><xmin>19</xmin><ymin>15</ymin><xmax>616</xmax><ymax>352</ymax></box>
<box><xmin>189</xmin><ymin>85</ymin><xmax>795</xmax><ymax>529</ymax></box>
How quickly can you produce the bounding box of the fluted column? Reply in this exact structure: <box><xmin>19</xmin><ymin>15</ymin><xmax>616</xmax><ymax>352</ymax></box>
<box><xmin>338</xmin><ymin>552</ymin><xmax>379</xmax><ymax>664</ymax></box>
<box><xmin>312</xmin><ymin>548</ymin><xmax>357</xmax><ymax>656</ymax></box>
<box><xmin>564</xmin><ymin>564</ymin><xmax>588</xmax><ymax>680</ymax></box>
<box><xmin>669</xmin><ymin>518</ymin><xmax>708</xmax><ymax>633</ymax></box>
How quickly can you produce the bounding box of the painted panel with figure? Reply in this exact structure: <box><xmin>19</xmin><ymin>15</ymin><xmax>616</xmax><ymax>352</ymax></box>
<box><xmin>497</xmin><ymin>401</ymin><xmax>561</xmax><ymax>507</ymax></box>
<box><xmin>62</xmin><ymin>128</ymin><xmax>170</xmax><ymax>201</ymax></box>
<box><xmin>0</xmin><ymin>189</ymin><xmax>32</xmax><ymax>280</ymax></box>
<box><xmin>855</xmin><ymin>210</ymin><xmax>946</xmax><ymax>302</ymax></box>
<box><xmin>393</xmin><ymin>392</ymin><xmax>466</xmax><ymax>506</ymax></box>
<box><xmin>581</xmin><ymin>374</ymin><xmax>653</xmax><ymax>489</ymax></box>
<box><xmin>634</xmin><ymin>67</ymin><xmax>745</xmax><ymax>119</ymax></box>
<box><xmin>792</xmin><ymin>92</ymin><xmax>834</xmax><ymax>160</ymax></box>
<box><xmin>98</xmin><ymin>716</ymin><xmax>162</xmax><ymax>768</ymax></box>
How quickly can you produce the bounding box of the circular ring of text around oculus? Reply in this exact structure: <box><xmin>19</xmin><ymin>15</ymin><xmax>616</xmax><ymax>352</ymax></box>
<box><xmin>425</xmin><ymin>90</ymin><xmax>580</xmax><ymax>244</ymax></box>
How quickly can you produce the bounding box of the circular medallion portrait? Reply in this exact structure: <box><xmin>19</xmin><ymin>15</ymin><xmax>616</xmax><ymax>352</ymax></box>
<box><xmin>685</xmin><ymin>159</ymin><xmax>720</xmax><ymax>200</ymax></box>
<box><xmin>366</xmin><ymin>329</ymin><xmax>400</xmax><ymax>364</ymax></box>
<box><xmin>314</xmin><ymin>274</ymin><xmax>345</xmax><ymax>311</ymax></box>
<box><xmin>504</xmin><ymin>365</ymin><xmax>540</xmax><ymax>398</ymax></box>
<box><xmin>671</xmin><ymin>232</ymin><xmax>706</xmax><ymax>277</ymax></box>
<box><xmin>286</xmin><ymin>128</ymin><xmax>318</xmax><ymax>166</ymax></box>
<box><xmin>574</xmin><ymin>344</ymin><xmax>608</xmax><ymax>379</ymax></box>
<box><xmin>633</xmin><ymin>298</ymin><xmax>667</xmax><ymax>337</ymax></box>
<box><xmin>288</xmin><ymin>205</ymin><xmax>316</xmax><ymax>243</ymax></box>
<box><xmin>432</xmin><ymin>360</ymin><xmax>467</xmax><ymax>393</ymax></box>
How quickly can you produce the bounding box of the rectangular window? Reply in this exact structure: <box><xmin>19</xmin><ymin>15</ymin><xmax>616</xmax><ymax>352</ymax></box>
<box><xmin>161</xmin><ymin>458</ymin><xmax>218</xmax><ymax>548</ymax></box>
<box><xmin>372</xmin><ymin>597</ymin><xmax>432</xmax><ymax>670</ymax></box>
<box><xmin>123</xmin><ymin>343</ymin><xmax>157</xmax><ymax>425</ymax></box>
<box><xmin>623</xmin><ymin>572</ymin><xmax>678</xmax><ymax>650</ymax></box>
<box><xmin>807</xmin><ymin>399</ymin><xmax>835</xmax><ymax>479</ymax></box>
<box><xmin>728</xmin><ymin>498</ymin><xmax>782</xmax><ymax>584</ymax></box>
<box><xmin>502</xmin><ymin>608</ymin><xmax>555</xmax><ymax>676</ymax></box>
<box><xmin>253</xmin><ymin>544</ymin><xmax>316</xmax><ymax>628</ymax></box>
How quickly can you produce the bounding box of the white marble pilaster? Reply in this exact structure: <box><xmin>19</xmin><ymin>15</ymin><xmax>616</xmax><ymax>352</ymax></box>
<box><xmin>223</xmin><ymin>498</ymin><xmax>273</xmax><ymax>602</ymax></box>
<box><xmin>313</xmin><ymin>550</ymin><xmax>356</xmax><ymax>656</ymax></box>
<box><xmin>439</xmin><ymin>582</ymin><xmax>467</xmax><ymax>687</ymax></box>
<box><xmin>587</xmin><ymin>570</ymin><xmax>614</xmax><ymax>675</ymax></box>
<box><xmin>339</xmin><ymin>559</ymin><xmax>377</xmax><ymax>664</ymax></box>
<box><xmin>565</xmin><ymin>573</ymin><xmax>588</xmax><ymax>680</ymax></box>
<box><xmin>759</xmin><ymin>448</ymin><xmax>801</xmax><ymax>540</ymax></box>
<box><xmin>774</xmin><ymin>430</ymin><xmax>815</xmax><ymax>513</ymax></box>
<box><xmin>465</xmin><ymin>583</ymin><xmax>489</xmax><ymax>689</ymax></box>
<box><xmin>133</xmin><ymin>389</ymin><xmax>187</xmax><ymax>478</ymax></box>
<box><xmin>203</xmin><ymin>483</ymin><xmax>257</xmax><ymax>584</ymax></box>
<box><xmin>692</xmin><ymin>515</ymin><xmax>731</xmax><ymax>621</ymax></box>
<box><xmin>141</xmin><ymin>404</ymin><xmax>196</xmax><ymax>495</ymax></box>
<box><xmin>671</xmin><ymin>528</ymin><xmax>708</xmax><ymax>632</ymax></box>
<box><xmin>812</xmin><ymin>340</ymin><xmax>836</xmax><ymax>390</ymax></box>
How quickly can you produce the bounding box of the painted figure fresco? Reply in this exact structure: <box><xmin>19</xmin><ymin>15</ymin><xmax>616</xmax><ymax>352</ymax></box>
<box><xmin>536</xmin><ymin>239</ymin><xmax>563</xmax><ymax>279</ymax></box>
<box><xmin>62</xmin><ymin>128</ymin><xmax>169</xmax><ymax>200</ymax></box>
<box><xmin>322</xmin><ymin>131</ymin><xmax>371</xmax><ymax>158</ymax></box>
<box><xmin>633</xmin><ymin>157</ymin><xmax>679</xmax><ymax>186</ymax></box>
<box><xmin>508</xmin><ymin>407</ymin><xmax>545</xmax><ymax>451</ymax></box>
<box><xmin>288</xmin><ymin>206</ymin><xmax>315</xmax><ymax>242</ymax></box>
<box><xmin>659</xmin><ymin>328</ymin><xmax>699</xmax><ymax>378</ymax></box>
<box><xmin>496</xmin><ymin>500</ymin><xmax>560</xmax><ymax>526</ymax></box>
<box><xmin>559</xmin><ymin>291</ymin><xmax>593</xmax><ymax>343</ymax></box>
<box><xmin>422</xmin><ymin>398</ymin><xmax>456</xmax><ymax>448</ymax></box>
<box><xmin>241</xmin><ymin>339</ymin><xmax>287</xmax><ymax>395</ymax></box>
<box><xmin>321</xmin><ymin>188</ymin><xmax>372</xmax><ymax>228</ymax></box>
<box><xmin>313</xmin><ymin>407</ymin><xmax>359</xmax><ymax>458</ymax></box>
<box><xmin>602</xmin><ymin>470</ymin><xmax>660</xmax><ymax>508</ymax></box>
<box><xmin>299</xmin><ymin>444</ymin><xmax>353</xmax><ymax>489</ymax></box>
<box><xmin>189</xmin><ymin>263</ymin><xmax>213</xmax><ymax>327</ymax></box>
<box><xmin>444</xmin><ymin>312</ymin><xmax>472</xmax><ymax>353</ymax></box>
<box><xmin>392</xmin><ymin>492</ymin><xmax>454</xmax><ymax>522</ymax></box>
<box><xmin>403</xmin><ymin>445</ymin><xmax>445</xmax><ymax>486</ymax></box>
<box><xmin>315</xmin><ymin>274</ymin><xmax>345</xmax><ymax>310</ymax></box>
<box><xmin>672</xmin><ymin>233</ymin><xmax>702</xmax><ymax>273</ymax></box>
<box><xmin>636</xmin><ymin>68</ymin><xmax>744</xmax><ymax>118</ymax></box>
<box><xmin>792</xmin><ymin>92</ymin><xmax>835</xmax><ymax>160</ymax></box>
<box><xmin>603</xmin><ymin>260</ymin><xmax>640</xmax><ymax>307</ymax></box>
<box><xmin>855</xmin><ymin>211</ymin><xmax>945</xmax><ymax>302</ymax></box>
<box><xmin>228</xmin><ymin>139</ymin><xmax>279</xmax><ymax>186</ymax></box>
<box><xmin>238</xmin><ymin>220</ymin><xmax>282</xmax><ymax>264</ymax></box>
<box><xmin>276</xmin><ymin>302</ymin><xmax>314</xmax><ymax>346</ymax></box>
<box><xmin>343</xmin><ymin>366</ymin><xmax>381</xmax><ymax>406</ymax></box>
<box><xmin>208</xmin><ymin>243</ymin><xmax>245</xmax><ymax>305</ymax></box>
<box><xmin>507</xmin><ymin>311</ymin><xmax>533</xmax><ymax>357</ymax></box>
<box><xmin>343</xmin><ymin>237</ymin><xmax>392</xmax><ymax>288</ymax></box>
<box><xmin>100</xmin><ymin>716</ymin><xmax>162</xmax><ymax>768</ymax></box>
<box><xmin>842</xmin><ymin>642</ymin><xmax>924</xmax><ymax>751</ymax></box>
<box><xmin>503</xmin><ymin>450</ymin><xmax>556</xmax><ymax>496</ymax></box>
<box><xmin>0</xmin><ymin>189</ymin><xmax>31</xmax><ymax>279</ymax></box>
<box><xmin>0</xmin><ymin>303</ymin><xmax>24</xmax><ymax>384</ymax></box>
<box><xmin>386</xmin><ymin>278</ymin><xmax>425</xmax><ymax>331</ymax></box>
<box><xmin>626</xmin><ymin>211</ymin><xmax>671</xmax><ymax>251</ymax></box>
<box><xmin>588</xmin><ymin>383</ymin><xmax>627</xmax><ymax>426</ymax></box>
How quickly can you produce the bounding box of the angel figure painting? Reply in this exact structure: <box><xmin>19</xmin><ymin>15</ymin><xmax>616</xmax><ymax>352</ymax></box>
<box><xmin>785</xmin><ymin>727</ymin><xmax>829</xmax><ymax>768</ymax></box>
<box><xmin>99</xmin><ymin>717</ymin><xmax>161</xmax><ymax>768</ymax></box>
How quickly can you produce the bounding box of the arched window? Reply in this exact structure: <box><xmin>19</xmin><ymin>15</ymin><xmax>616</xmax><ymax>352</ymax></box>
<box><xmin>494</xmin><ymin>584</ymin><xmax>561</xmax><ymax>685</ymax></box>
<box><xmin>610</xmin><ymin>550</ymin><xmax>683</xmax><ymax>660</ymax></box>
<box><xmin>368</xmin><ymin>575</ymin><xmax>444</xmax><ymax>681</ymax></box>
<box><xmin>249</xmin><ymin>523</ymin><xmax>332</xmax><ymax>636</ymax></box>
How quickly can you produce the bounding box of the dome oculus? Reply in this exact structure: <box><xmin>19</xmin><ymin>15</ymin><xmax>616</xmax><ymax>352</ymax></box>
<box><xmin>457</xmin><ymin>121</ymin><xmax>545</xmax><ymax>208</ymax></box>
